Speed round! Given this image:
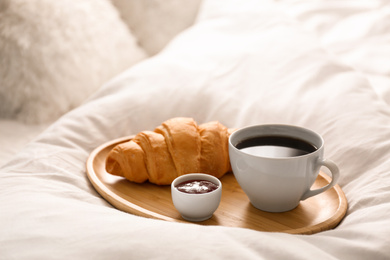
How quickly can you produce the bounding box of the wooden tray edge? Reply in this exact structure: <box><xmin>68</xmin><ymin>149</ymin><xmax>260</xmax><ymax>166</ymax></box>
<box><xmin>286</xmin><ymin>173</ymin><xmax>348</xmax><ymax>235</ymax></box>
<box><xmin>86</xmin><ymin>136</ymin><xmax>348</xmax><ymax>234</ymax></box>
<box><xmin>86</xmin><ymin>136</ymin><xmax>185</xmax><ymax>223</ymax></box>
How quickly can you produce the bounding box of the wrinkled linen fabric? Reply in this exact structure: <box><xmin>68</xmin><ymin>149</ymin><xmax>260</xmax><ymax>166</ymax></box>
<box><xmin>278</xmin><ymin>0</ymin><xmax>390</xmax><ymax>105</ymax></box>
<box><xmin>1</xmin><ymin>0</ymin><xmax>390</xmax><ymax>259</ymax></box>
<box><xmin>0</xmin><ymin>120</ymin><xmax>49</xmax><ymax>167</ymax></box>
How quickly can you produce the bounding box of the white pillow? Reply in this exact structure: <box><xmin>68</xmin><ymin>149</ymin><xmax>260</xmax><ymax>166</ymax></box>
<box><xmin>0</xmin><ymin>0</ymin><xmax>146</xmax><ymax>124</ymax></box>
<box><xmin>110</xmin><ymin>0</ymin><xmax>202</xmax><ymax>56</ymax></box>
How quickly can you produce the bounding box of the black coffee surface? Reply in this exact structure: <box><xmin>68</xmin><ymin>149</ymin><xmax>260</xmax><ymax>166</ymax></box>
<box><xmin>236</xmin><ymin>135</ymin><xmax>317</xmax><ymax>158</ymax></box>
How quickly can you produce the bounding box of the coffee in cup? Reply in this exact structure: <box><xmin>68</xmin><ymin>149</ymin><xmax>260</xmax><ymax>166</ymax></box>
<box><xmin>229</xmin><ymin>124</ymin><xmax>339</xmax><ymax>212</ymax></box>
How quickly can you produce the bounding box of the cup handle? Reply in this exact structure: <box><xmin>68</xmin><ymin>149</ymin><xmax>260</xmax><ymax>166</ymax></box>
<box><xmin>301</xmin><ymin>159</ymin><xmax>340</xmax><ymax>200</ymax></box>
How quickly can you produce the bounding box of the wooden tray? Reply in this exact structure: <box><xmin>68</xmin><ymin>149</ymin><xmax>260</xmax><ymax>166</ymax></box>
<box><xmin>86</xmin><ymin>136</ymin><xmax>348</xmax><ymax>235</ymax></box>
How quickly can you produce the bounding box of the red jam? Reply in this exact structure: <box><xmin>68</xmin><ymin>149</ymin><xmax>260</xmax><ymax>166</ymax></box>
<box><xmin>175</xmin><ymin>180</ymin><xmax>219</xmax><ymax>194</ymax></box>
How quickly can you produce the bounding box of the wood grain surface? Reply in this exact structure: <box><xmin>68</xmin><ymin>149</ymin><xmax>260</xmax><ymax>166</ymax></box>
<box><xmin>86</xmin><ymin>136</ymin><xmax>348</xmax><ymax>235</ymax></box>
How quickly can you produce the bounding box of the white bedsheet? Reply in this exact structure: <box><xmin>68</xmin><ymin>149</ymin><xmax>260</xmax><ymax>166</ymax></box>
<box><xmin>1</xmin><ymin>0</ymin><xmax>390</xmax><ymax>259</ymax></box>
<box><xmin>279</xmin><ymin>0</ymin><xmax>390</xmax><ymax>105</ymax></box>
<box><xmin>0</xmin><ymin>120</ymin><xmax>49</xmax><ymax>167</ymax></box>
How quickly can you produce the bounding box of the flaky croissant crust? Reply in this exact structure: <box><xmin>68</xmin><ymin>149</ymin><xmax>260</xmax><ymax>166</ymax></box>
<box><xmin>105</xmin><ymin>117</ymin><xmax>232</xmax><ymax>185</ymax></box>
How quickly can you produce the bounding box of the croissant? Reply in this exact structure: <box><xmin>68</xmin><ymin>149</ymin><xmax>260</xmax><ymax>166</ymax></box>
<box><xmin>105</xmin><ymin>117</ymin><xmax>233</xmax><ymax>185</ymax></box>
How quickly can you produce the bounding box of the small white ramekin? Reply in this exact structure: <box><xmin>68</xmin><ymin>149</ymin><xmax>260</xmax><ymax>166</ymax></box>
<box><xmin>171</xmin><ymin>173</ymin><xmax>222</xmax><ymax>222</ymax></box>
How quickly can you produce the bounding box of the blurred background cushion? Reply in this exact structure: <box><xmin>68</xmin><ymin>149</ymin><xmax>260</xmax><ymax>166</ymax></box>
<box><xmin>0</xmin><ymin>0</ymin><xmax>146</xmax><ymax>124</ymax></box>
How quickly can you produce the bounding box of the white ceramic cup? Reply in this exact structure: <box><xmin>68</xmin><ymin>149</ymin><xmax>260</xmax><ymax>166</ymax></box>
<box><xmin>229</xmin><ymin>124</ymin><xmax>339</xmax><ymax>212</ymax></box>
<box><xmin>171</xmin><ymin>173</ymin><xmax>222</xmax><ymax>222</ymax></box>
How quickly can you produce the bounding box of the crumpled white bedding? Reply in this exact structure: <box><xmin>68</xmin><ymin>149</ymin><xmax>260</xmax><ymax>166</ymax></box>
<box><xmin>279</xmin><ymin>0</ymin><xmax>390</xmax><ymax>105</ymax></box>
<box><xmin>1</xmin><ymin>0</ymin><xmax>390</xmax><ymax>259</ymax></box>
